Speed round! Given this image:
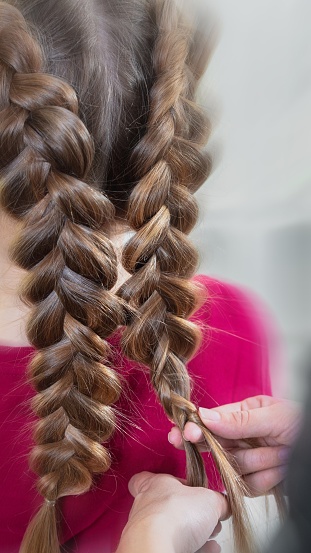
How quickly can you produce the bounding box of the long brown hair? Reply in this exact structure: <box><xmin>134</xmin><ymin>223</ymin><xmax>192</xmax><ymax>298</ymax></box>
<box><xmin>0</xmin><ymin>1</ymin><xmax>283</xmax><ymax>552</ymax></box>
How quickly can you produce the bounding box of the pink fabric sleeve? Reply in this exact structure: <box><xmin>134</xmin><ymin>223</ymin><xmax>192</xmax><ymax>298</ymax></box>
<box><xmin>0</xmin><ymin>275</ymin><xmax>281</xmax><ymax>553</ymax></box>
<box><xmin>190</xmin><ymin>275</ymin><xmax>274</xmax><ymax>408</ymax></box>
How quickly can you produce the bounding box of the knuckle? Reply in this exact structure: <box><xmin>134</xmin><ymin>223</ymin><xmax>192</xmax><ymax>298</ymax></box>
<box><xmin>230</xmin><ymin>451</ymin><xmax>243</xmax><ymax>475</ymax></box>
<box><xmin>137</xmin><ymin>479</ymin><xmax>152</xmax><ymax>495</ymax></box>
<box><xmin>254</xmin><ymin>449</ymin><xmax>268</xmax><ymax>469</ymax></box>
<box><xmin>232</xmin><ymin>409</ymin><xmax>250</xmax><ymax>433</ymax></box>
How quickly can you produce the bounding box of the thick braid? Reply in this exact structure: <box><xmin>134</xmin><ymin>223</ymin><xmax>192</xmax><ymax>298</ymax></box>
<box><xmin>117</xmin><ymin>1</ymin><xmax>254</xmax><ymax>552</ymax></box>
<box><xmin>0</xmin><ymin>4</ymin><xmax>127</xmax><ymax>552</ymax></box>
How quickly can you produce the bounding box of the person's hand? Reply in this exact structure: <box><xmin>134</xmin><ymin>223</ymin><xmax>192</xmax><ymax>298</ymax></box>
<box><xmin>116</xmin><ymin>471</ymin><xmax>229</xmax><ymax>553</ymax></box>
<box><xmin>168</xmin><ymin>395</ymin><xmax>302</xmax><ymax>496</ymax></box>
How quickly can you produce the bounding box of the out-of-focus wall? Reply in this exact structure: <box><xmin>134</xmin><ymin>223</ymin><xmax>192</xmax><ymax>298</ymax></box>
<box><xmin>192</xmin><ymin>0</ymin><xmax>311</xmax><ymax>401</ymax></box>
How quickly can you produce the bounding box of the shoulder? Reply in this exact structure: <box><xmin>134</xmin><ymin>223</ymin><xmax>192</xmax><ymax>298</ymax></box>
<box><xmin>188</xmin><ymin>274</ymin><xmax>273</xmax><ymax>404</ymax></box>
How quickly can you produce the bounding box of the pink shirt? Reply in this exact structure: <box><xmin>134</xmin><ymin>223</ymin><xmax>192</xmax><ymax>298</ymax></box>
<box><xmin>0</xmin><ymin>275</ymin><xmax>272</xmax><ymax>553</ymax></box>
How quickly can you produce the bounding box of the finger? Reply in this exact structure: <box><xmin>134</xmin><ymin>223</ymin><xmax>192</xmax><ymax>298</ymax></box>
<box><xmin>168</xmin><ymin>424</ymin><xmax>211</xmax><ymax>451</ymax></box>
<box><xmin>183</xmin><ymin>421</ymin><xmax>205</xmax><ymax>443</ymax></box>
<box><xmin>211</xmin><ymin>491</ymin><xmax>230</xmax><ymax>521</ymax></box>
<box><xmin>210</xmin><ymin>522</ymin><xmax>222</xmax><ymax>538</ymax></box>
<box><xmin>244</xmin><ymin>465</ymin><xmax>288</xmax><ymax>496</ymax></box>
<box><xmin>200</xmin><ymin>395</ymin><xmax>279</xmax><ymax>415</ymax></box>
<box><xmin>168</xmin><ymin>397</ymin><xmax>277</xmax><ymax>448</ymax></box>
<box><xmin>169</xmin><ymin>424</ymin><xmax>243</xmax><ymax>451</ymax></box>
<box><xmin>168</xmin><ymin>397</ymin><xmax>276</xmax><ymax>446</ymax></box>
<box><xmin>183</xmin><ymin>425</ymin><xmax>254</xmax><ymax>451</ymax></box>
<box><xmin>198</xmin><ymin>404</ymin><xmax>277</xmax><ymax>440</ymax></box>
<box><xmin>168</xmin><ymin>426</ymin><xmax>184</xmax><ymax>449</ymax></box>
<box><xmin>230</xmin><ymin>446</ymin><xmax>291</xmax><ymax>475</ymax></box>
<box><xmin>128</xmin><ymin>471</ymin><xmax>155</xmax><ymax>497</ymax></box>
<box><xmin>129</xmin><ymin>471</ymin><xmax>186</xmax><ymax>497</ymax></box>
<box><xmin>167</xmin><ymin>422</ymin><xmax>250</xmax><ymax>452</ymax></box>
<box><xmin>205</xmin><ymin>540</ymin><xmax>221</xmax><ymax>553</ymax></box>
<box><xmin>168</xmin><ymin>425</ymin><xmax>211</xmax><ymax>451</ymax></box>
<box><xmin>196</xmin><ymin>540</ymin><xmax>221</xmax><ymax>553</ymax></box>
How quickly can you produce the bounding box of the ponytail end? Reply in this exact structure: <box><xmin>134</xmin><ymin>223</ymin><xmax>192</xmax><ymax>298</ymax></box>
<box><xmin>19</xmin><ymin>501</ymin><xmax>60</xmax><ymax>553</ymax></box>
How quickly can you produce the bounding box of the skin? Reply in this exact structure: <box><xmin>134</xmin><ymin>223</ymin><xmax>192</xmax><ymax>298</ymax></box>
<box><xmin>116</xmin><ymin>472</ymin><xmax>229</xmax><ymax>553</ymax></box>
<box><xmin>116</xmin><ymin>397</ymin><xmax>301</xmax><ymax>552</ymax></box>
<box><xmin>0</xmin><ymin>210</ymin><xmax>28</xmax><ymax>346</ymax></box>
<box><xmin>168</xmin><ymin>395</ymin><xmax>302</xmax><ymax>496</ymax></box>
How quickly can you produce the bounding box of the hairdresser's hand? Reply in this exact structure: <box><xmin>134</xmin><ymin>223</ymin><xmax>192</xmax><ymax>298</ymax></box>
<box><xmin>168</xmin><ymin>395</ymin><xmax>302</xmax><ymax>496</ymax></box>
<box><xmin>116</xmin><ymin>471</ymin><xmax>229</xmax><ymax>553</ymax></box>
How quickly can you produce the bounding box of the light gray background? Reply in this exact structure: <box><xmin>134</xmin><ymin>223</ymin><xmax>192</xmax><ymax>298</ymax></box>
<box><xmin>192</xmin><ymin>0</ymin><xmax>311</xmax><ymax>402</ymax></box>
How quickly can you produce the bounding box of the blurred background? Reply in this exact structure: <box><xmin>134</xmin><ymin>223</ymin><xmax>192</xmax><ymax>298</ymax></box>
<box><xmin>192</xmin><ymin>0</ymin><xmax>311</xmax><ymax>403</ymax></box>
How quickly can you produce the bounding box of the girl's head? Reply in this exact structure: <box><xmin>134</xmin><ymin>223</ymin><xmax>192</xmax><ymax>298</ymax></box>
<box><xmin>0</xmin><ymin>1</ymin><xmax>255</xmax><ymax>552</ymax></box>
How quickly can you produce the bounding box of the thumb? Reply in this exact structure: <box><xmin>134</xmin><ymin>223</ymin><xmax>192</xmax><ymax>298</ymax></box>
<box><xmin>199</xmin><ymin>405</ymin><xmax>273</xmax><ymax>440</ymax></box>
<box><xmin>128</xmin><ymin>471</ymin><xmax>155</xmax><ymax>498</ymax></box>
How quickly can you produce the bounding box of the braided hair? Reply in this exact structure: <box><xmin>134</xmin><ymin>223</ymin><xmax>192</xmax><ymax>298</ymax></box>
<box><xmin>0</xmin><ymin>1</ymin><xmax>284</xmax><ymax>552</ymax></box>
<box><xmin>0</xmin><ymin>2</ymin><xmax>128</xmax><ymax>551</ymax></box>
<box><xmin>117</xmin><ymin>2</ymin><xmax>254</xmax><ymax>551</ymax></box>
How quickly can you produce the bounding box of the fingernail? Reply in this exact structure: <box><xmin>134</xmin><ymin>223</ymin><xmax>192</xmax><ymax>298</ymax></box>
<box><xmin>168</xmin><ymin>432</ymin><xmax>173</xmax><ymax>444</ymax></box>
<box><xmin>199</xmin><ymin>407</ymin><xmax>221</xmax><ymax>421</ymax></box>
<box><xmin>182</xmin><ymin>432</ymin><xmax>189</xmax><ymax>442</ymax></box>
<box><xmin>278</xmin><ymin>447</ymin><xmax>290</xmax><ymax>463</ymax></box>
